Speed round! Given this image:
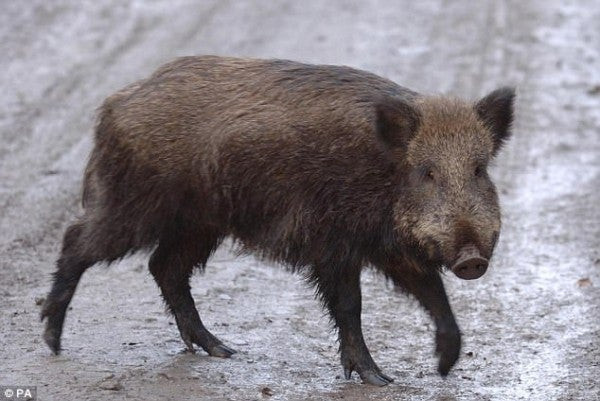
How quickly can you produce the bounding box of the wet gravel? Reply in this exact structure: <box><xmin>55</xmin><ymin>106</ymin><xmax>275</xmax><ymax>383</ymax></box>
<box><xmin>1</xmin><ymin>1</ymin><xmax>599</xmax><ymax>400</ymax></box>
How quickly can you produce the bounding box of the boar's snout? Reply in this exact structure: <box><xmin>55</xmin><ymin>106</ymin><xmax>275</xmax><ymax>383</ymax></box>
<box><xmin>451</xmin><ymin>244</ymin><xmax>488</xmax><ymax>280</ymax></box>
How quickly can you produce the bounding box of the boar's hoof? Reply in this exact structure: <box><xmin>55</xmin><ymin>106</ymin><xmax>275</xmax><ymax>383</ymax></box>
<box><xmin>341</xmin><ymin>352</ymin><xmax>393</xmax><ymax>386</ymax></box>
<box><xmin>358</xmin><ymin>369</ymin><xmax>394</xmax><ymax>386</ymax></box>
<box><xmin>42</xmin><ymin>326</ymin><xmax>62</xmax><ymax>355</ymax></box>
<box><xmin>435</xmin><ymin>325</ymin><xmax>461</xmax><ymax>377</ymax></box>
<box><xmin>207</xmin><ymin>343</ymin><xmax>237</xmax><ymax>358</ymax></box>
<box><xmin>40</xmin><ymin>306</ymin><xmax>62</xmax><ymax>355</ymax></box>
<box><xmin>451</xmin><ymin>245</ymin><xmax>488</xmax><ymax>280</ymax></box>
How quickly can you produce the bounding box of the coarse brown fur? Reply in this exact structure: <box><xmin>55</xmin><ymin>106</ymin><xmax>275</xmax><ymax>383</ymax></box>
<box><xmin>41</xmin><ymin>56</ymin><xmax>515</xmax><ymax>386</ymax></box>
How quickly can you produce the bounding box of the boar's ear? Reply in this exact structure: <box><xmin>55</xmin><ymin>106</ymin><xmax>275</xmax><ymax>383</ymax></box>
<box><xmin>375</xmin><ymin>98</ymin><xmax>420</xmax><ymax>153</ymax></box>
<box><xmin>475</xmin><ymin>87</ymin><xmax>516</xmax><ymax>155</ymax></box>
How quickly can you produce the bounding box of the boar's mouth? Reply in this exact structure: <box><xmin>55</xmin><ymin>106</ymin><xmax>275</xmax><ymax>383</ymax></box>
<box><xmin>449</xmin><ymin>244</ymin><xmax>488</xmax><ymax>280</ymax></box>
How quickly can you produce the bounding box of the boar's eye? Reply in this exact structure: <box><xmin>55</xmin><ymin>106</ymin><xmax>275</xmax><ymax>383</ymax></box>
<box><xmin>416</xmin><ymin>166</ymin><xmax>436</xmax><ymax>183</ymax></box>
<box><xmin>474</xmin><ymin>164</ymin><xmax>485</xmax><ymax>177</ymax></box>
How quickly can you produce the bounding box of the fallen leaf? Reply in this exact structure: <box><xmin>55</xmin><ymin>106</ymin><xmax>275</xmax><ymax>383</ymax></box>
<box><xmin>577</xmin><ymin>278</ymin><xmax>592</xmax><ymax>287</ymax></box>
<box><xmin>261</xmin><ymin>386</ymin><xmax>274</xmax><ymax>397</ymax></box>
<box><xmin>587</xmin><ymin>85</ymin><xmax>600</xmax><ymax>96</ymax></box>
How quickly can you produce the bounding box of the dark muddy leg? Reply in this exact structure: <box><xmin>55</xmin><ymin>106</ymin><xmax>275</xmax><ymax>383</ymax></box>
<box><xmin>41</xmin><ymin>223</ymin><xmax>94</xmax><ymax>354</ymax></box>
<box><xmin>148</xmin><ymin>231</ymin><xmax>234</xmax><ymax>357</ymax></box>
<box><xmin>314</xmin><ymin>265</ymin><xmax>393</xmax><ymax>386</ymax></box>
<box><xmin>393</xmin><ymin>270</ymin><xmax>461</xmax><ymax>376</ymax></box>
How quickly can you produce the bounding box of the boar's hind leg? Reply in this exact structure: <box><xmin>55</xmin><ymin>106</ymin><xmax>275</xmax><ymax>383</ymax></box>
<box><xmin>313</xmin><ymin>264</ymin><xmax>393</xmax><ymax>386</ymax></box>
<box><xmin>394</xmin><ymin>270</ymin><xmax>461</xmax><ymax>376</ymax></box>
<box><xmin>41</xmin><ymin>222</ymin><xmax>96</xmax><ymax>354</ymax></box>
<box><xmin>148</xmin><ymin>227</ymin><xmax>235</xmax><ymax>357</ymax></box>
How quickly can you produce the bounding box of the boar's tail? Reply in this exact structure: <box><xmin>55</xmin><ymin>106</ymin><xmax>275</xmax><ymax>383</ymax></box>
<box><xmin>82</xmin><ymin>101</ymin><xmax>110</xmax><ymax>209</ymax></box>
<box><xmin>81</xmin><ymin>119</ymin><xmax>105</xmax><ymax>209</ymax></box>
<box><xmin>82</xmin><ymin>81</ymin><xmax>143</xmax><ymax>209</ymax></box>
<box><xmin>81</xmin><ymin>151</ymin><xmax>97</xmax><ymax>209</ymax></box>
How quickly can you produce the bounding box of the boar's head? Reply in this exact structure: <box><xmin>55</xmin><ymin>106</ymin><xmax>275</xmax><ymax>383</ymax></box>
<box><xmin>376</xmin><ymin>87</ymin><xmax>515</xmax><ymax>279</ymax></box>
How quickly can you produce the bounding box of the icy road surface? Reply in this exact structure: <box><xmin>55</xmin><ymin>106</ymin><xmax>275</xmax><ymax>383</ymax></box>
<box><xmin>1</xmin><ymin>1</ymin><xmax>598</xmax><ymax>400</ymax></box>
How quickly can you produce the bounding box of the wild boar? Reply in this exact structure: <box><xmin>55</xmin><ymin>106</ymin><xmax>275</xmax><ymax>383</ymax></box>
<box><xmin>41</xmin><ymin>56</ymin><xmax>514</xmax><ymax>386</ymax></box>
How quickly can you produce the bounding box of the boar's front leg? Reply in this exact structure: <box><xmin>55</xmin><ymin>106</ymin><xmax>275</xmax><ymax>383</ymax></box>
<box><xmin>313</xmin><ymin>264</ymin><xmax>393</xmax><ymax>386</ymax></box>
<box><xmin>393</xmin><ymin>269</ymin><xmax>461</xmax><ymax>376</ymax></box>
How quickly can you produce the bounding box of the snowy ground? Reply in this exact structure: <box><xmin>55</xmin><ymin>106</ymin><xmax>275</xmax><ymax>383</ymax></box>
<box><xmin>1</xmin><ymin>1</ymin><xmax>598</xmax><ymax>400</ymax></box>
